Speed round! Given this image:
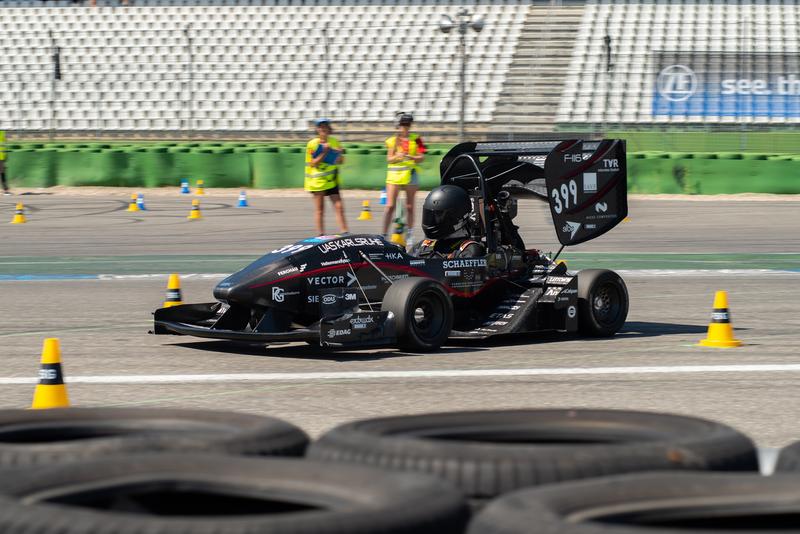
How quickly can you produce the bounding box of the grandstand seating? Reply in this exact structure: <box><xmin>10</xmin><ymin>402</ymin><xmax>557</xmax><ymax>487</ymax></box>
<box><xmin>0</xmin><ymin>1</ymin><xmax>527</xmax><ymax>133</ymax></box>
<box><xmin>557</xmin><ymin>0</ymin><xmax>800</xmax><ymax>126</ymax></box>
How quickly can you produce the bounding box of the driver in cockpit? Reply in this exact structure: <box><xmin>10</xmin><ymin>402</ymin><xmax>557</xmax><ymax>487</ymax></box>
<box><xmin>412</xmin><ymin>185</ymin><xmax>486</xmax><ymax>259</ymax></box>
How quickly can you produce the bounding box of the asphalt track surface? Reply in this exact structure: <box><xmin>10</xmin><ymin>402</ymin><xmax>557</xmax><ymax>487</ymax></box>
<box><xmin>1</xmin><ymin>190</ymin><xmax>799</xmax><ymax>446</ymax></box>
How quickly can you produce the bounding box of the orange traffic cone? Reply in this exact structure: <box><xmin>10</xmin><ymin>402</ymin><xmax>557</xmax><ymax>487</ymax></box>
<box><xmin>187</xmin><ymin>199</ymin><xmax>202</xmax><ymax>219</ymax></box>
<box><xmin>357</xmin><ymin>200</ymin><xmax>372</xmax><ymax>221</ymax></box>
<box><xmin>127</xmin><ymin>193</ymin><xmax>139</xmax><ymax>212</ymax></box>
<box><xmin>698</xmin><ymin>291</ymin><xmax>742</xmax><ymax>348</ymax></box>
<box><xmin>31</xmin><ymin>338</ymin><xmax>70</xmax><ymax>409</ymax></box>
<box><xmin>10</xmin><ymin>203</ymin><xmax>25</xmax><ymax>224</ymax></box>
<box><xmin>163</xmin><ymin>273</ymin><xmax>183</xmax><ymax>308</ymax></box>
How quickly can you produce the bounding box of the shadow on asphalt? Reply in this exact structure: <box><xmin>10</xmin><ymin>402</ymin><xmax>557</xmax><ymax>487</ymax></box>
<box><xmin>171</xmin><ymin>340</ymin><xmax>487</xmax><ymax>361</ymax></box>
<box><xmin>171</xmin><ymin>321</ymin><xmax>725</xmax><ymax>358</ymax></box>
<box><xmin>448</xmin><ymin>321</ymin><xmax>719</xmax><ymax>348</ymax></box>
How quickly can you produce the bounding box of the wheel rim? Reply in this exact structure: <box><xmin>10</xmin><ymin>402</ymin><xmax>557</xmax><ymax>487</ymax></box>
<box><xmin>410</xmin><ymin>290</ymin><xmax>446</xmax><ymax>341</ymax></box>
<box><xmin>592</xmin><ymin>282</ymin><xmax>623</xmax><ymax>327</ymax></box>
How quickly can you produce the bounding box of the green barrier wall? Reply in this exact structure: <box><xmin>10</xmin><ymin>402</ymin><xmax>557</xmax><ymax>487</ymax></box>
<box><xmin>5</xmin><ymin>144</ymin><xmax>800</xmax><ymax>193</ymax></box>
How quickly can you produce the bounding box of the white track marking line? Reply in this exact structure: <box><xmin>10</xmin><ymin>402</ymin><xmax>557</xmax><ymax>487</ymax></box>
<box><xmin>3</xmin><ymin>364</ymin><xmax>800</xmax><ymax>385</ymax></box>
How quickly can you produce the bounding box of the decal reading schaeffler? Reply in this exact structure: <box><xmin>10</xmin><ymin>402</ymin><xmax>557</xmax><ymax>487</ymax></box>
<box><xmin>442</xmin><ymin>259</ymin><xmax>487</xmax><ymax>269</ymax></box>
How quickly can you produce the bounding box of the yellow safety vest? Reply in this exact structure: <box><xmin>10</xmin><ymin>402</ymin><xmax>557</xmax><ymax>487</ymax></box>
<box><xmin>304</xmin><ymin>136</ymin><xmax>342</xmax><ymax>192</ymax></box>
<box><xmin>0</xmin><ymin>131</ymin><xmax>6</xmax><ymax>162</ymax></box>
<box><xmin>385</xmin><ymin>134</ymin><xmax>421</xmax><ymax>185</ymax></box>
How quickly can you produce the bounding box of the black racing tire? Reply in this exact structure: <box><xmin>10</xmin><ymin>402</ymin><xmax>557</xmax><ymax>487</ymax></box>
<box><xmin>467</xmin><ymin>472</ymin><xmax>800</xmax><ymax>534</ymax></box>
<box><xmin>381</xmin><ymin>277</ymin><xmax>453</xmax><ymax>352</ymax></box>
<box><xmin>774</xmin><ymin>441</ymin><xmax>800</xmax><ymax>472</ymax></box>
<box><xmin>308</xmin><ymin>409</ymin><xmax>757</xmax><ymax>501</ymax></box>
<box><xmin>0</xmin><ymin>454</ymin><xmax>468</xmax><ymax>534</ymax></box>
<box><xmin>0</xmin><ymin>407</ymin><xmax>308</xmax><ymax>468</ymax></box>
<box><xmin>577</xmin><ymin>269</ymin><xmax>629</xmax><ymax>337</ymax></box>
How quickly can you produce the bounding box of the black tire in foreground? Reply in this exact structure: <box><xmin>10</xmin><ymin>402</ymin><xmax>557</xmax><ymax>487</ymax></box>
<box><xmin>0</xmin><ymin>407</ymin><xmax>308</xmax><ymax>467</ymax></box>
<box><xmin>468</xmin><ymin>472</ymin><xmax>800</xmax><ymax>534</ymax></box>
<box><xmin>381</xmin><ymin>277</ymin><xmax>454</xmax><ymax>352</ymax></box>
<box><xmin>308</xmin><ymin>409</ymin><xmax>758</xmax><ymax>501</ymax></box>
<box><xmin>577</xmin><ymin>269</ymin><xmax>629</xmax><ymax>337</ymax></box>
<box><xmin>0</xmin><ymin>454</ymin><xmax>468</xmax><ymax>534</ymax></box>
<box><xmin>774</xmin><ymin>441</ymin><xmax>800</xmax><ymax>472</ymax></box>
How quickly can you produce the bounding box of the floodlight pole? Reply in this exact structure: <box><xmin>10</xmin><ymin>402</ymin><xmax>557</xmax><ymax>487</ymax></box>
<box><xmin>458</xmin><ymin>16</ymin><xmax>467</xmax><ymax>143</ymax></box>
<box><xmin>440</xmin><ymin>9</ymin><xmax>483</xmax><ymax>143</ymax></box>
<box><xmin>323</xmin><ymin>24</ymin><xmax>330</xmax><ymax>118</ymax></box>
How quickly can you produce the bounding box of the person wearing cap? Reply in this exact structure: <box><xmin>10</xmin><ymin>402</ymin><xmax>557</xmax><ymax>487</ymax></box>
<box><xmin>382</xmin><ymin>112</ymin><xmax>426</xmax><ymax>246</ymax></box>
<box><xmin>305</xmin><ymin>119</ymin><xmax>348</xmax><ymax>236</ymax></box>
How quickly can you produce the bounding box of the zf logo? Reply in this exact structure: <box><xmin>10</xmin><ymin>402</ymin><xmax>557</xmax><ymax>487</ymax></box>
<box><xmin>272</xmin><ymin>287</ymin><xmax>284</xmax><ymax>303</ymax></box>
<box><xmin>657</xmin><ymin>65</ymin><xmax>697</xmax><ymax>102</ymax></box>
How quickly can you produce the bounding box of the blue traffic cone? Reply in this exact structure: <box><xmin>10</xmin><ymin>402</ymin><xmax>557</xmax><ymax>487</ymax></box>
<box><xmin>180</xmin><ymin>180</ymin><xmax>190</xmax><ymax>194</ymax></box>
<box><xmin>136</xmin><ymin>193</ymin><xmax>147</xmax><ymax>211</ymax></box>
<box><xmin>237</xmin><ymin>191</ymin><xmax>248</xmax><ymax>208</ymax></box>
<box><xmin>379</xmin><ymin>187</ymin><xmax>387</xmax><ymax>205</ymax></box>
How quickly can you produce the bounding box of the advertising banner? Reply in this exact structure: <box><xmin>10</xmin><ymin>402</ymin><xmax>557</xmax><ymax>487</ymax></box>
<box><xmin>652</xmin><ymin>51</ymin><xmax>800</xmax><ymax>117</ymax></box>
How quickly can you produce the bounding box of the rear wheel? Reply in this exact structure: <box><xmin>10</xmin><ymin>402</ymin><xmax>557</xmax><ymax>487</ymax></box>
<box><xmin>577</xmin><ymin>269</ymin><xmax>629</xmax><ymax>337</ymax></box>
<box><xmin>381</xmin><ymin>278</ymin><xmax>453</xmax><ymax>352</ymax></box>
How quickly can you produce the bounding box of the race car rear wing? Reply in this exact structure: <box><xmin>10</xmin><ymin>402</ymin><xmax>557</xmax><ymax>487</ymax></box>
<box><xmin>440</xmin><ymin>139</ymin><xmax>628</xmax><ymax>248</ymax></box>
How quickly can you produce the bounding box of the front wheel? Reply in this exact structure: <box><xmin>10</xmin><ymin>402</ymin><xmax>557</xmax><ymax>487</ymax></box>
<box><xmin>381</xmin><ymin>278</ymin><xmax>453</xmax><ymax>352</ymax></box>
<box><xmin>577</xmin><ymin>269</ymin><xmax>629</xmax><ymax>337</ymax></box>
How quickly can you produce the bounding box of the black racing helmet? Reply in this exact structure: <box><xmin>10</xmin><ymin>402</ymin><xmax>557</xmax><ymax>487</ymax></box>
<box><xmin>421</xmin><ymin>185</ymin><xmax>472</xmax><ymax>240</ymax></box>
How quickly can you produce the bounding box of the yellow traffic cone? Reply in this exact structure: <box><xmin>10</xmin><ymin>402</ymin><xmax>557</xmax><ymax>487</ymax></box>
<box><xmin>127</xmin><ymin>193</ymin><xmax>139</xmax><ymax>212</ymax></box>
<box><xmin>31</xmin><ymin>338</ymin><xmax>70</xmax><ymax>409</ymax></box>
<box><xmin>187</xmin><ymin>199</ymin><xmax>202</xmax><ymax>220</ymax></box>
<box><xmin>10</xmin><ymin>203</ymin><xmax>25</xmax><ymax>224</ymax></box>
<box><xmin>390</xmin><ymin>216</ymin><xmax>406</xmax><ymax>248</ymax></box>
<box><xmin>698</xmin><ymin>290</ymin><xmax>742</xmax><ymax>348</ymax></box>
<box><xmin>163</xmin><ymin>273</ymin><xmax>183</xmax><ymax>308</ymax></box>
<box><xmin>357</xmin><ymin>200</ymin><xmax>372</xmax><ymax>221</ymax></box>
<box><xmin>196</xmin><ymin>180</ymin><xmax>205</xmax><ymax>195</ymax></box>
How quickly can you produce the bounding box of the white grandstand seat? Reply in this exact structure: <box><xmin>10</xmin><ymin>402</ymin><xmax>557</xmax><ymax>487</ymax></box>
<box><xmin>0</xmin><ymin>0</ymin><xmax>526</xmax><ymax>132</ymax></box>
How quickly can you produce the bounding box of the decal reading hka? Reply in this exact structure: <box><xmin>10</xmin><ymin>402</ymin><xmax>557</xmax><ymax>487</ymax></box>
<box><xmin>385</xmin><ymin>252</ymin><xmax>404</xmax><ymax>260</ymax></box>
<box><xmin>318</xmin><ymin>237</ymin><xmax>383</xmax><ymax>254</ymax></box>
<box><xmin>442</xmin><ymin>259</ymin><xmax>487</xmax><ymax>269</ymax></box>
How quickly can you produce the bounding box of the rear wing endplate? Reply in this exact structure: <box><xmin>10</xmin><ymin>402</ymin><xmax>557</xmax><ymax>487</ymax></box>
<box><xmin>440</xmin><ymin>139</ymin><xmax>627</xmax><ymax>247</ymax></box>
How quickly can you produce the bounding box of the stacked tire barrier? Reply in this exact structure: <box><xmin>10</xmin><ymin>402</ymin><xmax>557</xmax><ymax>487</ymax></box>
<box><xmin>5</xmin><ymin>143</ymin><xmax>448</xmax><ymax>190</ymax></box>
<box><xmin>1</xmin><ymin>406</ymin><xmax>798</xmax><ymax>533</ymax></box>
<box><xmin>8</xmin><ymin>143</ymin><xmax>800</xmax><ymax>193</ymax></box>
<box><xmin>628</xmin><ymin>151</ymin><xmax>800</xmax><ymax>194</ymax></box>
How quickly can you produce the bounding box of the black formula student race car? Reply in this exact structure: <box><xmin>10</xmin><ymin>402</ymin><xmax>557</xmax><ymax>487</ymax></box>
<box><xmin>154</xmin><ymin>139</ymin><xmax>630</xmax><ymax>352</ymax></box>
